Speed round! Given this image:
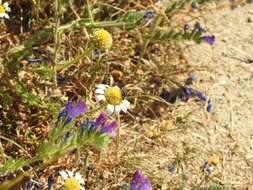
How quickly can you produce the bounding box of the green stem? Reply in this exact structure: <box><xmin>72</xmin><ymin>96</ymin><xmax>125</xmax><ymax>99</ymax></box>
<box><xmin>116</xmin><ymin>113</ymin><xmax>121</xmax><ymax>157</ymax></box>
<box><xmin>83</xmin><ymin>150</ymin><xmax>89</xmax><ymax>178</ymax></box>
<box><xmin>86</xmin><ymin>0</ymin><xmax>94</xmax><ymax>24</ymax></box>
<box><xmin>58</xmin><ymin>20</ymin><xmax>132</xmax><ymax>33</ymax></box>
<box><xmin>57</xmin><ymin>47</ymin><xmax>93</xmax><ymax>73</ymax></box>
<box><xmin>141</xmin><ymin>14</ymin><xmax>163</xmax><ymax>56</ymax></box>
<box><xmin>53</xmin><ymin>0</ymin><xmax>61</xmax><ymax>86</ymax></box>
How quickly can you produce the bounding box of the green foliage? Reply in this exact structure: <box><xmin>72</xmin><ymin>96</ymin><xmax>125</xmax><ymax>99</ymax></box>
<box><xmin>32</xmin><ymin>64</ymin><xmax>53</xmax><ymax>81</ymax></box>
<box><xmin>0</xmin><ymin>90</ymin><xmax>13</xmax><ymax>108</ymax></box>
<box><xmin>0</xmin><ymin>0</ymin><xmax>218</xmax><ymax>188</ymax></box>
<box><xmin>0</xmin><ymin>112</ymin><xmax>112</xmax><ymax>175</ymax></box>
<box><xmin>119</xmin><ymin>10</ymin><xmax>146</xmax><ymax>29</ymax></box>
<box><xmin>152</xmin><ymin>29</ymin><xmax>203</xmax><ymax>44</ymax></box>
<box><xmin>14</xmin><ymin>82</ymin><xmax>42</xmax><ymax>107</ymax></box>
<box><xmin>0</xmin><ymin>158</ymin><xmax>29</xmax><ymax>174</ymax></box>
<box><xmin>194</xmin><ymin>0</ymin><xmax>218</xmax><ymax>4</ymax></box>
<box><xmin>165</xmin><ymin>0</ymin><xmax>192</xmax><ymax>15</ymax></box>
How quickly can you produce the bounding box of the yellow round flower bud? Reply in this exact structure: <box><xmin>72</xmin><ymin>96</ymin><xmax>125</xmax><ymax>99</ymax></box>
<box><xmin>93</xmin><ymin>29</ymin><xmax>113</xmax><ymax>51</ymax></box>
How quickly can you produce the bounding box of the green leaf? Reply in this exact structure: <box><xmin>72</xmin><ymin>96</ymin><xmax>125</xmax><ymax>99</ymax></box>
<box><xmin>0</xmin><ymin>158</ymin><xmax>29</xmax><ymax>174</ymax></box>
<box><xmin>119</xmin><ymin>10</ymin><xmax>145</xmax><ymax>29</ymax></box>
<box><xmin>92</xmin><ymin>133</ymin><xmax>110</xmax><ymax>149</ymax></box>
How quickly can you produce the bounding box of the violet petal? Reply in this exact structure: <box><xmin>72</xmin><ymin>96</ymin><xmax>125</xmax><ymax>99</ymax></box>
<box><xmin>100</xmin><ymin>121</ymin><xmax>117</xmax><ymax>137</ymax></box>
<box><xmin>202</xmin><ymin>35</ymin><xmax>215</xmax><ymax>45</ymax></box>
<box><xmin>130</xmin><ymin>170</ymin><xmax>142</xmax><ymax>190</ymax></box>
<box><xmin>139</xmin><ymin>176</ymin><xmax>152</xmax><ymax>190</ymax></box>
<box><xmin>68</xmin><ymin>100</ymin><xmax>87</xmax><ymax>119</ymax></box>
<box><xmin>95</xmin><ymin>112</ymin><xmax>107</xmax><ymax>126</ymax></box>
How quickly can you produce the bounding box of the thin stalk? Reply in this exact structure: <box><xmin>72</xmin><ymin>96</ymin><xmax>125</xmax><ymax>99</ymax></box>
<box><xmin>58</xmin><ymin>20</ymin><xmax>131</xmax><ymax>33</ymax></box>
<box><xmin>52</xmin><ymin>0</ymin><xmax>62</xmax><ymax>86</ymax></box>
<box><xmin>86</xmin><ymin>0</ymin><xmax>94</xmax><ymax>24</ymax></box>
<box><xmin>83</xmin><ymin>150</ymin><xmax>89</xmax><ymax>178</ymax></box>
<box><xmin>141</xmin><ymin>14</ymin><xmax>163</xmax><ymax>56</ymax></box>
<box><xmin>75</xmin><ymin>148</ymin><xmax>80</xmax><ymax>164</ymax></box>
<box><xmin>116</xmin><ymin>113</ymin><xmax>121</xmax><ymax>157</ymax></box>
<box><xmin>56</xmin><ymin>47</ymin><xmax>93</xmax><ymax>73</ymax></box>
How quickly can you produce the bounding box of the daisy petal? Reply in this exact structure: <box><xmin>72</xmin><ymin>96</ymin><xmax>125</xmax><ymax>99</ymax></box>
<box><xmin>3</xmin><ymin>2</ymin><xmax>9</xmax><ymax>9</ymax></box>
<box><xmin>120</xmin><ymin>103</ymin><xmax>127</xmax><ymax>113</ymax></box>
<box><xmin>59</xmin><ymin>171</ymin><xmax>69</xmax><ymax>180</ymax></box>
<box><xmin>97</xmin><ymin>84</ymin><xmax>108</xmax><ymax>90</ymax></box>
<box><xmin>107</xmin><ymin>104</ymin><xmax>114</xmax><ymax>115</ymax></box>
<box><xmin>96</xmin><ymin>94</ymin><xmax>106</xmax><ymax>102</ymax></box>
<box><xmin>3</xmin><ymin>13</ymin><xmax>9</xmax><ymax>19</ymax></box>
<box><xmin>115</xmin><ymin>105</ymin><xmax>121</xmax><ymax>115</ymax></box>
<box><xmin>122</xmin><ymin>99</ymin><xmax>130</xmax><ymax>108</ymax></box>
<box><xmin>67</xmin><ymin>170</ymin><xmax>74</xmax><ymax>177</ymax></box>
<box><xmin>75</xmin><ymin>172</ymin><xmax>85</xmax><ymax>184</ymax></box>
<box><xmin>95</xmin><ymin>88</ymin><xmax>105</xmax><ymax>94</ymax></box>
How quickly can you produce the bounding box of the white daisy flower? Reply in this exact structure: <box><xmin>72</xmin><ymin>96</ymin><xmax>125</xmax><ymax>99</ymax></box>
<box><xmin>0</xmin><ymin>1</ymin><xmax>10</xmax><ymax>19</ymax></box>
<box><xmin>95</xmin><ymin>84</ymin><xmax>130</xmax><ymax>115</ymax></box>
<box><xmin>59</xmin><ymin>170</ymin><xmax>85</xmax><ymax>190</ymax></box>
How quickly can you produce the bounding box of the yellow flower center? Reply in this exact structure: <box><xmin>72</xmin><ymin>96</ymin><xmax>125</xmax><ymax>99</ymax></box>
<box><xmin>104</xmin><ymin>87</ymin><xmax>122</xmax><ymax>105</ymax></box>
<box><xmin>0</xmin><ymin>5</ymin><xmax>5</xmax><ymax>14</ymax></box>
<box><xmin>93</xmin><ymin>29</ymin><xmax>113</xmax><ymax>51</ymax></box>
<box><xmin>64</xmin><ymin>178</ymin><xmax>80</xmax><ymax>190</ymax></box>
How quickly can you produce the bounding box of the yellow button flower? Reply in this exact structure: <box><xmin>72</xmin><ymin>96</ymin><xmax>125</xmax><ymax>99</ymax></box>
<box><xmin>93</xmin><ymin>29</ymin><xmax>113</xmax><ymax>51</ymax></box>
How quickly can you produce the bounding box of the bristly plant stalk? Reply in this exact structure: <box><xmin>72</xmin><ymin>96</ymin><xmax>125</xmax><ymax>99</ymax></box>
<box><xmin>52</xmin><ymin>0</ymin><xmax>62</xmax><ymax>86</ymax></box>
<box><xmin>141</xmin><ymin>12</ymin><xmax>163</xmax><ymax>56</ymax></box>
<box><xmin>86</xmin><ymin>0</ymin><xmax>94</xmax><ymax>24</ymax></box>
<box><xmin>116</xmin><ymin>113</ymin><xmax>121</xmax><ymax>158</ymax></box>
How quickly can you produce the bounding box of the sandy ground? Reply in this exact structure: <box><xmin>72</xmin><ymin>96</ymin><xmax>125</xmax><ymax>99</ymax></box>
<box><xmin>183</xmin><ymin>2</ymin><xmax>253</xmax><ymax>189</ymax></box>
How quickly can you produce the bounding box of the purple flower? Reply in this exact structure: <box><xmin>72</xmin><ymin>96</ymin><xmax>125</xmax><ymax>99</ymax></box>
<box><xmin>95</xmin><ymin>112</ymin><xmax>107</xmax><ymax>126</ymax></box>
<box><xmin>80</xmin><ymin>113</ymin><xmax>117</xmax><ymax>137</ymax></box>
<box><xmin>202</xmin><ymin>35</ymin><xmax>215</xmax><ymax>45</ymax></box>
<box><xmin>100</xmin><ymin>121</ymin><xmax>117</xmax><ymax>137</ymax></box>
<box><xmin>206</xmin><ymin>99</ymin><xmax>212</xmax><ymax>112</ymax></box>
<box><xmin>56</xmin><ymin>100</ymin><xmax>87</xmax><ymax>127</ymax></box>
<box><xmin>181</xmin><ymin>87</ymin><xmax>193</xmax><ymax>101</ymax></box>
<box><xmin>80</xmin><ymin>120</ymin><xmax>98</xmax><ymax>136</ymax></box>
<box><xmin>130</xmin><ymin>170</ymin><xmax>152</xmax><ymax>190</ymax></box>
<box><xmin>68</xmin><ymin>100</ymin><xmax>87</xmax><ymax>120</ymax></box>
<box><xmin>194</xmin><ymin>91</ymin><xmax>207</xmax><ymax>101</ymax></box>
<box><xmin>194</xmin><ymin>22</ymin><xmax>207</xmax><ymax>34</ymax></box>
<box><xmin>181</xmin><ymin>87</ymin><xmax>207</xmax><ymax>102</ymax></box>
